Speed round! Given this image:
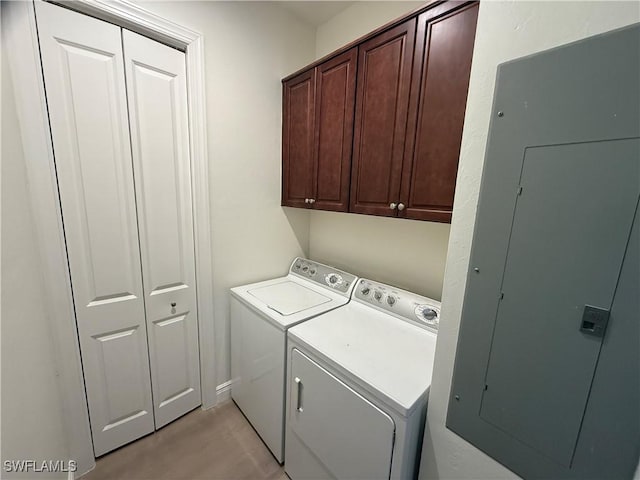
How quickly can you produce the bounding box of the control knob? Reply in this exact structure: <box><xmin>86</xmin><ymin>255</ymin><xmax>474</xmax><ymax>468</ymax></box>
<box><xmin>415</xmin><ymin>304</ymin><xmax>439</xmax><ymax>325</ymax></box>
<box><xmin>387</xmin><ymin>296</ymin><xmax>396</xmax><ymax>306</ymax></box>
<box><xmin>325</xmin><ymin>273</ymin><xmax>343</xmax><ymax>287</ymax></box>
<box><xmin>422</xmin><ymin>308</ymin><xmax>437</xmax><ymax>320</ymax></box>
<box><xmin>374</xmin><ymin>290</ymin><xmax>382</xmax><ymax>301</ymax></box>
<box><xmin>361</xmin><ymin>287</ymin><xmax>371</xmax><ymax>296</ymax></box>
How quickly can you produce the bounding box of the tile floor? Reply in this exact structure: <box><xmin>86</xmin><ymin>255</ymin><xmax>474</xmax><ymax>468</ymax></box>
<box><xmin>83</xmin><ymin>401</ymin><xmax>286</xmax><ymax>480</ymax></box>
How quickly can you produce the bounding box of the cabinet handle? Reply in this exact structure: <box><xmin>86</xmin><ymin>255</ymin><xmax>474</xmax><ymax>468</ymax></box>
<box><xmin>304</xmin><ymin>198</ymin><xmax>309</xmax><ymax>204</ymax></box>
<box><xmin>389</xmin><ymin>202</ymin><xmax>397</xmax><ymax>210</ymax></box>
<box><xmin>397</xmin><ymin>203</ymin><xmax>405</xmax><ymax>211</ymax></box>
<box><xmin>308</xmin><ymin>198</ymin><xmax>315</xmax><ymax>204</ymax></box>
<box><xmin>294</xmin><ymin>377</ymin><xmax>303</xmax><ymax>412</ymax></box>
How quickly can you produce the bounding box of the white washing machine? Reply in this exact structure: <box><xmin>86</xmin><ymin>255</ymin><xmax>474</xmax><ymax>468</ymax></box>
<box><xmin>285</xmin><ymin>278</ymin><xmax>441</xmax><ymax>480</ymax></box>
<box><xmin>230</xmin><ymin>257</ymin><xmax>357</xmax><ymax>463</ymax></box>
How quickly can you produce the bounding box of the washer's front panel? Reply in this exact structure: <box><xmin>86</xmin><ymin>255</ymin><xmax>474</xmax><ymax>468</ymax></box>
<box><xmin>230</xmin><ymin>297</ymin><xmax>285</xmax><ymax>462</ymax></box>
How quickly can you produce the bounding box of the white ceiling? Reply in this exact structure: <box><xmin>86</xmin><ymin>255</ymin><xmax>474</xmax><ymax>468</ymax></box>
<box><xmin>275</xmin><ymin>1</ymin><xmax>355</xmax><ymax>27</ymax></box>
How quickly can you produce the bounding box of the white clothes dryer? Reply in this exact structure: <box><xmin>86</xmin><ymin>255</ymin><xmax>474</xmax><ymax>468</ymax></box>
<box><xmin>285</xmin><ymin>278</ymin><xmax>440</xmax><ymax>479</ymax></box>
<box><xmin>230</xmin><ymin>258</ymin><xmax>357</xmax><ymax>462</ymax></box>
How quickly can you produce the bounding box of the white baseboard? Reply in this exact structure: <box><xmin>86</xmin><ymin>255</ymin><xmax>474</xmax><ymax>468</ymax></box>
<box><xmin>215</xmin><ymin>379</ymin><xmax>236</xmax><ymax>405</ymax></box>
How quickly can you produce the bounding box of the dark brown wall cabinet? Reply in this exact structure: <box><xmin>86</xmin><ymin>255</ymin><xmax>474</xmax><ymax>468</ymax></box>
<box><xmin>350</xmin><ymin>20</ymin><xmax>416</xmax><ymax>217</ymax></box>
<box><xmin>401</xmin><ymin>2</ymin><xmax>479</xmax><ymax>221</ymax></box>
<box><xmin>282</xmin><ymin>1</ymin><xmax>479</xmax><ymax>222</ymax></box>
<box><xmin>282</xmin><ymin>69</ymin><xmax>315</xmax><ymax>209</ymax></box>
<box><xmin>282</xmin><ymin>48</ymin><xmax>357</xmax><ymax>212</ymax></box>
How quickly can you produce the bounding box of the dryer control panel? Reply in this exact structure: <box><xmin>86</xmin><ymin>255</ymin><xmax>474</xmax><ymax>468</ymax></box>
<box><xmin>354</xmin><ymin>279</ymin><xmax>441</xmax><ymax>332</ymax></box>
<box><xmin>290</xmin><ymin>258</ymin><xmax>357</xmax><ymax>297</ymax></box>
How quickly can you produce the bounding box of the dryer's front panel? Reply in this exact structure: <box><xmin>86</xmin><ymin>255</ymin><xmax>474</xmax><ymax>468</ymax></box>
<box><xmin>286</xmin><ymin>348</ymin><xmax>395</xmax><ymax>480</ymax></box>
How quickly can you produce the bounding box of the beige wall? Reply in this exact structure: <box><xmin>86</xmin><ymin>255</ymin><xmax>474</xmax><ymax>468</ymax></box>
<box><xmin>135</xmin><ymin>1</ymin><xmax>316</xmax><ymax>387</ymax></box>
<box><xmin>421</xmin><ymin>2</ymin><xmax>640</xmax><ymax>479</ymax></box>
<box><xmin>310</xmin><ymin>1</ymin><xmax>448</xmax><ymax>300</ymax></box>
<box><xmin>1</xmin><ymin>13</ymin><xmax>70</xmax><ymax>477</ymax></box>
<box><xmin>309</xmin><ymin>211</ymin><xmax>449</xmax><ymax>300</ymax></box>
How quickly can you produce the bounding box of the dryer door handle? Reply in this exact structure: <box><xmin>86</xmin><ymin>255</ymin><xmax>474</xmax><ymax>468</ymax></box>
<box><xmin>294</xmin><ymin>376</ymin><xmax>303</xmax><ymax>413</ymax></box>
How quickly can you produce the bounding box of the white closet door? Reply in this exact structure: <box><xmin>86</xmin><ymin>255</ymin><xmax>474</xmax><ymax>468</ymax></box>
<box><xmin>35</xmin><ymin>2</ymin><xmax>154</xmax><ymax>456</ymax></box>
<box><xmin>122</xmin><ymin>30</ymin><xmax>201</xmax><ymax>428</ymax></box>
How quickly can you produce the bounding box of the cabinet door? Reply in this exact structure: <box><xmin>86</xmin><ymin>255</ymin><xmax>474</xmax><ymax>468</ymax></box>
<box><xmin>401</xmin><ymin>3</ymin><xmax>478</xmax><ymax>222</ymax></box>
<box><xmin>282</xmin><ymin>70</ymin><xmax>316</xmax><ymax>208</ymax></box>
<box><xmin>36</xmin><ymin>2</ymin><xmax>154</xmax><ymax>456</ymax></box>
<box><xmin>287</xmin><ymin>349</ymin><xmax>395</xmax><ymax>480</ymax></box>
<box><xmin>123</xmin><ymin>30</ymin><xmax>201</xmax><ymax>428</ymax></box>
<box><xmin>312</xmin><ymin>48</ymin><xmax>357</xmax><ymax>212</ymax></box>
<box><xmin>350</xmin><ymin>20</ymin><xmax>416</xmax><ymax>217</ymax></box>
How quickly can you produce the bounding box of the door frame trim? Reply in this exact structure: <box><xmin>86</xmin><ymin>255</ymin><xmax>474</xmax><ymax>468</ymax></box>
<box><xmin>4</xmin><ymin>1</ymin><xmax>216</xmax><ymax>474</ymax></box>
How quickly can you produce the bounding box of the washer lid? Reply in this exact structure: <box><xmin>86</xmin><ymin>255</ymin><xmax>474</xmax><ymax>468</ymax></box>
<box><xmin>248</xmin><ymin>281</ymin><xmax>331</xmax><ymax>316</ymax></box>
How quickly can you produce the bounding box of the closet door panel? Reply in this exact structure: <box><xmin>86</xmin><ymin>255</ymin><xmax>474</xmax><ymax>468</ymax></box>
<box><xmin>123</xmin><ymin>30</ymin><xmax>201</xmax><ymax>428</ymax></box>
<box><xmin>35</xmin><ymin>2</ymin><xmax>154</xmax><ymax>456</ymax></box>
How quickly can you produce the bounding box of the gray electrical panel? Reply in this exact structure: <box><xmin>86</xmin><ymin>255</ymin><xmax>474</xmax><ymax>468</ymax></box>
<box><xmin>447</xmin><ymin>23</ymin><xmax>639</xmax><ymax>479</ymax></box>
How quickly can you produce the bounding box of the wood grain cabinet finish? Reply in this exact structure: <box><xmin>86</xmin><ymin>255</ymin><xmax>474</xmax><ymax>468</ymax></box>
<box><xmin>313</xmin><ymin>49</ymin><xmax>357</xmax><ymax>211</ymax></box>
<box><xmin>281</xmin><ymin>1</ymin><xmax>478</xmax><ymax>222</ymax></box>
<box><xmin>350</xmin><ymin>20</ymin><xmax>416</xmax><ymax>217</ymax></box>
<box><xmin>401</xmin><ymin>2</ymin><xmax>479</xmax><ymax>222</ymax></box>
<box><xmin>282</xmin><ymin>49</ymin><xmax>357</xmax><ymax>211</ymax></box>
<box><xmin>282</xmin><ymin>69</ymin><xmax>315</xmax><ymax>208</ymax></box>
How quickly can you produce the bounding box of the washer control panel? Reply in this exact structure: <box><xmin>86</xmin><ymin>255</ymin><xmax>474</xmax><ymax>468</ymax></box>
<box><xmin>354</xmin><ymin>279</ymin><xmax>441</xmax><ymax>331</ymax></box>
<box><xmin>290</xmin><ymin>257</ymin><xmax>356</xmax><ymax>296</ymax></box>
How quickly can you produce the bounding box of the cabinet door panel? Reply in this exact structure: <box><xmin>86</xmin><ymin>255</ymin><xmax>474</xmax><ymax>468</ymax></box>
<box><xmin>283</xmin><ymin>70</ymin><xmax>316</xmax><ymax>208</ymax></box>
<box><xmin>313</xmin><ymin>48</ymin><xmax>357</xmax><ymax>212</ymax></box>
<box><xmin>36</xmin><ymin>2</ymin><xmax>154</xmax><ymax>456</ymax></box>
<box><xmin>350</xmin><ymin>20</ymin><xmax>416</xmax><ymax>216</ymax></box>
<box><xmin>401</xmin><ymin>3</ymin><xmax>478</xmax><ymax>222</ymax></box>
<box><xmin>123</xmin><ymin>30</ymin><xmax>201</xmax><ymax>428</ymax></box>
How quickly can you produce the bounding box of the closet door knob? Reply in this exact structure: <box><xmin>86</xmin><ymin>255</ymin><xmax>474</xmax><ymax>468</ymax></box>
<box><xmin>389</xmin><ymin>202</ymin><xmax>397</xmax><ymax>210</ymax></box>
<box><xmin>308</xmin><ymin>198</ymin><xmax>315</xmax><ymax>204</ymax></box>
<box><xmin>397</xmin><ymin>203</ymin><xmax>405</xmax><ymax>211</ymax></box>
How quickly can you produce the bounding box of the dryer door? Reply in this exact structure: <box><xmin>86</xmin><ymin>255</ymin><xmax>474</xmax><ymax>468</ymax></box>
<box><xmin>287</xmin><ymin>348</ymin><xmax>395</xmax><ymax>479</ymax></box>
